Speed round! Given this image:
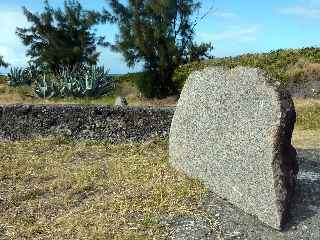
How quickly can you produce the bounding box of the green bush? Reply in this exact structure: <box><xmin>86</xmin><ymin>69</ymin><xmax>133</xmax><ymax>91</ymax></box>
<box><xmin>34</xmin><ymin>65</ymin><xmax>114</xmax><ymax>99</ymax></box>
<box><xmin>113</xmin><ymin>72</ymin><xmax>164</xmax><ymax>97</ymax></box>
<box><xmin>7</xmin><ymin>67</ymin><xmax>32</xmax><ymax>86</ymax></box>
<box><xmin>135</xmin><ymin>72</ymin><xmax>159</xmax><ymax>98</ymax></box>
<box><xmin>112</xmin><ymin>72</ymin><xmax>144</xmax><ymax>84</ymax></box>
<box><xmin>172</xmin><ymin>47</ymin><xmax>320</xmax><ymax>92</ymax></box>
<box><xmin>34</xmin><ymin>73</ymin><xmax>58</xmax><ymax>98</ymax></box>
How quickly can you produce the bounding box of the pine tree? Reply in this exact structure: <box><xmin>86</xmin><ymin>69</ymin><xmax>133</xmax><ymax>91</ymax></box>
<box><xmin>16</xmin><ymin>0</ymin><xmax>107</xmax><ymax>73</ymax></box>
<box><xmin>106</xmin><ymin>0</ymin><xmax>213</xmax><ymax>98</ymax></box>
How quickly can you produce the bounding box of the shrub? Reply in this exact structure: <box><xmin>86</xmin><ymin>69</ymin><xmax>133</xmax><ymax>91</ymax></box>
<box><xmin>34</xmin><ymin>65</ymin><xmax>114</xmax><ymax>98</ymax></box>
<box><xmin>112</xmin><ymin>72</ymin><xmax>144</xmax><ymax>84</ymax></box>
<box><xmin>7</xmin><ymin>67</ymin><xmax>32</xmax><ymax>86</ymax></box>
<box><xmin>286</xmin><ymin>58</ymin><xmax>320</xmax><ymax>83</ymax></box>
<box><xmin>172</xmin><ymin>47</ymin><xmax>320</xmax><ymax>92</ymax></box>
<box><xmin>113</xmin><ymin>72</ymin><xmax>172</xmax><ymax>98</ymax></box>
<box><xmin>34</xmin><ymin>73</ymin><xmax>57</xmax><ymax>98</ymax></box>
<box><xmin>135</xmin><ymin>72</ymin><xmax>159</xmax><ymax>98</ymax></box>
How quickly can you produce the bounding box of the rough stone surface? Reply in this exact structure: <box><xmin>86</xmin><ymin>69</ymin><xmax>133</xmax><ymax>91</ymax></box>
<box><xmin>114</xmin><ymin>96</ymin><xmax>128</xmax><ymax>106</ymax></box>
<box><xmin>169</xmin><ymin>66</ymin><xmax>299</xmax><ymax>230</ymax></box>
<box><xmin>0</xmin><ymin>104</ymin><xmax>174</xmax><ymax>142</ymax></box>
<box><xmin>167</xmin><ymin>149</ymin><xmax>320</xmax><ymax>240</ymax></box>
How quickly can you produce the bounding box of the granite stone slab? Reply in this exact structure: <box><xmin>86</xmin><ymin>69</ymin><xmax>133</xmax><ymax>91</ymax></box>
<box><xmin>169</xmin><ymin>66</ymin><xmax>298</xmax><ymax>230</ymax></box>
<box><xmin>167</xmin><ymin>149</ymin><xmax>320</xmax><ymax>239</ymax></box>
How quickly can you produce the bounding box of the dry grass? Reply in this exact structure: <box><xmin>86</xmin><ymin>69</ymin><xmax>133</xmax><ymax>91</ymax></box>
<box><xmin>294</xmin><ymin>98</ymin><xmax>320</xmax><ymax>108</ymax></box>
<box><xmin>294</xmin><ymin>98</ymin><xmax>320</xmax><ymax>130</ymax></box>
<box><xmin>0</xmin><ymin>85</ymin><xmax>34</xmax><ymax>104</ymax></box>
<box><xmin>0</xmin><ymin>83</ymin><xmax>178</xmax><ymax>107</ymax></box>
<box><xmin>286</xmin><ymin>58</ymin><xmax>320</xmax><ymax>84</ymax></box>
<box><xmin>0</xmin><ymin>138</ymin><xmax>208</xmax><ymax>239</ymax></box>
<box><xmin>292</xmin><ymin>129</ymin><xmax>320</xmax><ymax>149</ymax></box>
<box><xmin>114</xmin><ymin>80</ymin><xmax>139</xmax><ymax>98</ymax></box>
<box><xmin>128</xmin><ymin>96</ymin><xmax>178</xmax><ymax>107</ymax></box>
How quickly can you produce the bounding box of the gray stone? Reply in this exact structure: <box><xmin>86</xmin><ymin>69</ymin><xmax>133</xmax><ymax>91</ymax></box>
<box><xmin>114</xmin><ymin>96</ymin><xmax>128</xmax><ymax>106</ymax></box>
<box><xmin>0</xmin><ymin>104</ymin><xmax>174</xmax><ymax>142</ymax></box>
<box><xmin>169</xmin><ymin>66</ymin><xmax>299</xmax><ymax>230</ymax></box>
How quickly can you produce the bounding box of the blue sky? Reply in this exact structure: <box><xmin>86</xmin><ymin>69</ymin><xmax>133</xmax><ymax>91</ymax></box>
<box><xmin>1</xmin><ymin>0</ymin><xmax>320</xmax><ymax>74</ymax></box>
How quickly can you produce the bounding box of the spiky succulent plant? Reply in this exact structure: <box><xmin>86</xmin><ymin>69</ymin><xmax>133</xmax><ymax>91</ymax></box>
<box><xmin>33</xmin><ymin>64</ymin><xmax>114</xmax><ymax>98</ymax></box>
<box><xmin>56</xmin><ymin>65</ymin><xmax>114</xmax><ymax>98</ymax></box>
<box><xmin>34</xmin><ymin>73</ymin><xmax>56</xmax><ymax>98</ymax></box>
<box><xmin>7</xmin><ymin>67</ymin><xmax>32</xmax><ymax>86</ymax></box>
<box><xmin>81</xmin><ymin>66</ymin><xmax>114</xmax><ymax>97</ymax></box>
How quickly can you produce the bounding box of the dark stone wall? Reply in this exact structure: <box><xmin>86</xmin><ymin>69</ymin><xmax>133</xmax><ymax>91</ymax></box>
<box><xmin>0</xmin><ymin>104</ymin><xmax>175</xmax><ymax>142</ymax></box>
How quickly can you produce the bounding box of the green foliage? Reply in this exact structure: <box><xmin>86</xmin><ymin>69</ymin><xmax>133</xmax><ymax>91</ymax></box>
<box><xmin>173</xmin><ymin>47</ymin><xmax>320</xmax><ymax>92</ymax></box>
<box><xmin>106</xmin><ymin>0</ymin><xmax>213</xmax><ymax>98</ymax></box>
<box><xmin>186</xmin><ymin>42</ymin><xmax>214</xmax><ymax>62</ymax></box>
<box><xmin>135</xmin><ymin>71</ymin><xmax>159</xmax><ymax>98</ymax></box>
<box><xmin>112</xmin><ymin>72</ymin><xmax>144</xmax><ymax>84</ymax></box>
<box><xmin>16</xmin><ymin>0</ymin><xmax>108</xmax><ymax>73</ymax></box>
<box><xmin>34</xmin><ymin>65</ymin><xmax>114</xmax><ymax>98</ymax></box>
<box><xmin>7</xmin><ymin>67</ymin><xmax>32</xmax><ymax>86</ymax></box>
<box><xmin>0</xmin><ymin>55</ymin><xmax>9</xmax><ymax>68</ymax></box>
<box><xmin>286</xmin><ymin>58</ymin><xmax>320</xmax><ymax>84</ymax></box>
<box><xmin>34</xmin><ymin>73</ymin><xmax>57</xmax><ymax>98</ymax></box>
<box><xmin>58</xmin><ymin>65</ymin><xmax>114</xmax><ymax>97</ymax></box>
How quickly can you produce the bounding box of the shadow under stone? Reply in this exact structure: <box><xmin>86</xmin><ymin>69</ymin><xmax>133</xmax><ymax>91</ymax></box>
<box><xmin>284</xmin><ymin>149</ymin><xmax>320</xmax><ymax>230</ymax></box>
<box><xmin>167</xmin><ymin>149</ymin><xmax>320</xmax><ymax>240</ymax></box>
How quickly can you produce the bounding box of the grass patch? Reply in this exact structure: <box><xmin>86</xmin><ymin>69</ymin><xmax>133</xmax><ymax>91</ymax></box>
<box><xmin>292</xmin><ymin>129</ymin><xmax>320</xmax><ymax>149</ymax></box>
<box><xmin>294</xmin><ymin>98</ymin><xmax>320</xmax><ymax>130</ymax></box>
<box><xmin>44</xmin><ymin>95</ymin><xmax>116</xmax><ymax>105</ymax></box>
<box><xmin>0</xmin><ymin>138</ymin><xmax>208</xmax><ymax>239</ymax></box>
<box><xmin>0</xmin><ymin>75</ymin><xmax>8</xmax><ymax>85</ymax></box>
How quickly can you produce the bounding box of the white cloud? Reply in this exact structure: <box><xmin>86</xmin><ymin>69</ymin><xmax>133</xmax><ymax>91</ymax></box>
<box><xmin>198</xmin><ymin>25</ymin><xmax>260</xmax><ymax>43</ymax></box>
<box><xmin>0</xmin><ymin>8</ymin><xmax>29</xmax><ymax>69</ymax></box>
<box><xmin>277</xmin><ymin>0</ymin><xmax>320</xmax><ymax>18</ymax></box>
<box><xmin>278</xmin><ymin>5</ymin><xmax>320</xmax><ymax>18</ymax></box>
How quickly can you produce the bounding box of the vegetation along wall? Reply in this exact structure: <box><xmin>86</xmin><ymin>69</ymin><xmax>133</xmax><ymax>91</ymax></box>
<box><xmin>0</xmin><ymin>105</ymin><xmax>175</xmax><ymax>142</ymax></box>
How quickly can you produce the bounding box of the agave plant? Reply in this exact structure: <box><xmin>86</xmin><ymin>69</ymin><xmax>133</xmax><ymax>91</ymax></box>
<box><xmin>56</xmin><ymin>66</ymin><xmax>82</xmax><ymax>97</ymax></box>
<box><xmin>55</xmin><ymin>65</ymin><xmax>114</xmax><ymax>98</ymax></box>
<box><xmin>34</xmin><ymin>73</ymin><xmax>56</xmax><ymax>98</ymax></box>
<box><xmin>80</xmin><ymin>66</ymin><xmax>114</xmax><ymax>97</ymax></box>
<box><xmin>32</xmin><ymin>64</ymin><xmax>114</xmax><ymax>98</ymax></box>
<box><xmin>7</xmin><ymin>67</ymin><xmax>32</xmax><ymax>86</ymax></box>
